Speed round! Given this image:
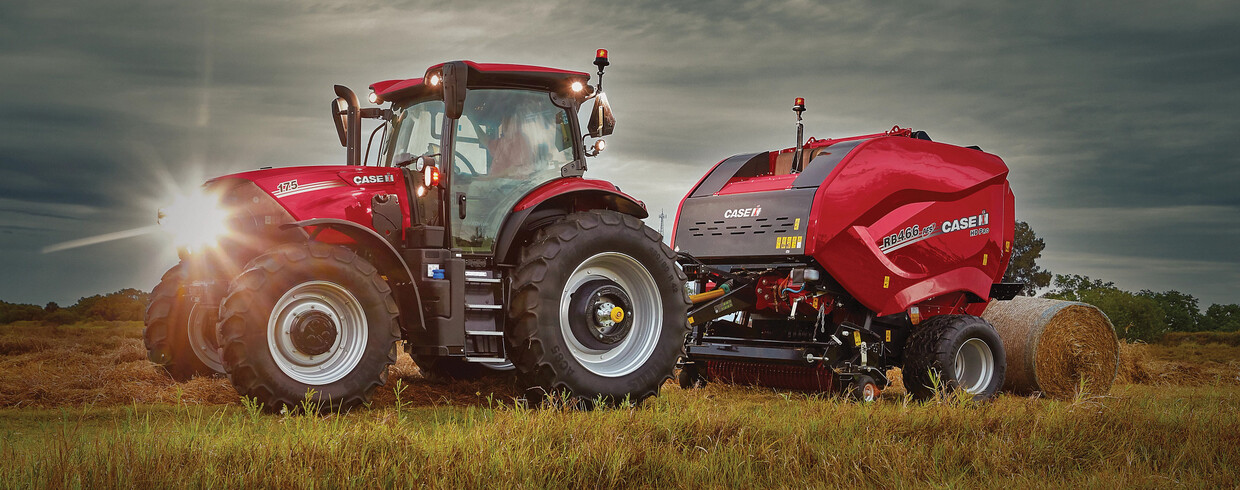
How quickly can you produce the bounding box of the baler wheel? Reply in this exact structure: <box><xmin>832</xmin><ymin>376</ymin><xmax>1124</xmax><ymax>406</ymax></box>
<box><xmin>843</xmin><ymin>374</ymin><xmax>880</xmax><ymax>403</ymax></box>
<box><xmin>903</xmin><ymin>314</ymin><xmax>1006</xmax><ymax>401</ymax></box>
<box><xmin>677</xmin><ymin>364</ymin><xmax>708</xmax><ymax>389</ymax></box>
<box><xmin>216</xmin><ymin>242</ymin><xmax>400</xmax><ymax>413</ymax></box>
<box><xmin>507</xmin><ymin>210</ymin><xmax>690</xmax><ymax>406</ymax></box>
<box><xmin>144</xmin><ymin>263</ymin><xmax>225</xmax><ymax>381</ymax></box>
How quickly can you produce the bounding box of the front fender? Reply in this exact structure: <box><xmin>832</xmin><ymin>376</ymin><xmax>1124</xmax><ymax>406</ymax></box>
<box><xmin>284</xmin><ymin>218</ymin><xmax>425</xmax><ymax>331</ymax></box>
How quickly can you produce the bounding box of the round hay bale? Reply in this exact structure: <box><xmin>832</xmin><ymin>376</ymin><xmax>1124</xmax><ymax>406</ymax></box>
<box><xmin>981</xmin><ymin>296</ymin><xmax>1119</xmax><ymax>399</ymax></box>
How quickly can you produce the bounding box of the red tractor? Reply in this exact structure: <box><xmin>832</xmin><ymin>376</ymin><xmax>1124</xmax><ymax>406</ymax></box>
<box><xmin>145</xmin><ymin>51</ymin><xmax>690</xmax><ymax>411</ymax></box>
<box><xmin>672</xmin><ymin>98</ymin><xmax>1021</xmax><ymax>401</ymax></box>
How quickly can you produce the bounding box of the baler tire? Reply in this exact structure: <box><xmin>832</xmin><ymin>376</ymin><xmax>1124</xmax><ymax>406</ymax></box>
<box><xmin>144</xmin><ymin>263</ymin><xmax>225</xmax><ymax>381</ymax></box>
<box><xmin>677</xmin><ymin>364</ymin><xmax>707</xmax><ymax>390</ymax></box>
<box><xmin>843</xmin><ymin>374</ymin><xmax>880</xmax><ymax>403</ymax></box>
<box><xmin>217</xmin><ymin>242</ymin><xmax>400</xmax><ymax>413</ymax></box>
<box><xmin>903</xmin><ymin>314</ymin><xmax>1006</xmax><ymax>401</ymax></box>
<box><xmin>507</xmin><ymin>210</ymin><xmax>691</xmax><ymax>407</ymax></box>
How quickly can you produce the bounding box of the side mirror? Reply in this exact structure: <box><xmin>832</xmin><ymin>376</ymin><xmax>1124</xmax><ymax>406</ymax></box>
<box><xmin>331</xmin><ymin>97</ymin><xmax>349</xmax><ymax>147</ymax></box>
<box><xmin>332</xmin><ymin>85</ymin><xmax>362</xmax><ymax>166</ymax></box>
<box><xmin>442</xmin><ymin>62</ymin><xmax>468</xmax><ymax>120</ymax></box>
<box><xmin>588</xmin><ymin>92</ymin><xmax>616</xmax><ymax>138</ymax></box>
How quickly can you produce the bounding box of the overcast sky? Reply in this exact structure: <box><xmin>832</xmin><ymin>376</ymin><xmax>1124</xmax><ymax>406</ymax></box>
<box><xmin>2</xmin><ymin>0</ymin><xmax>1238</xmax><ymax>307</ymax></box>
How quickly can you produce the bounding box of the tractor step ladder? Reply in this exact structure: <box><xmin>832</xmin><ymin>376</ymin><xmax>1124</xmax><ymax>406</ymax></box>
<box><xmin>463</xmin><ymin>269</ymin><xmax>507</xmax><ymax>362</ymax></box>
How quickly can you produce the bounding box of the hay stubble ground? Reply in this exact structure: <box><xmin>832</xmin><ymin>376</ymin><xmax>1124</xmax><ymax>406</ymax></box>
<box><xmin>1</xmin><ymin>321</ymin><xmax>1238</xmax><ymax>487</ymax></box>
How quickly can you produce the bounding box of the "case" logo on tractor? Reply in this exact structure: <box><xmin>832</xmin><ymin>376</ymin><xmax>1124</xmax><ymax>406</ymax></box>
<box><xmin>353</xmin><ymin>174</ymin><xmax>395</xmax><ymax>185</ymax></box>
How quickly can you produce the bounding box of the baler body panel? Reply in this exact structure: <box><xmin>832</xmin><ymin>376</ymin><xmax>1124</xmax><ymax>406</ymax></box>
<box><xmin>674</xmin><ymin>134</ymin><xmax>1014</xmax><ymax>316</ymax></box>
<box><xmin>808</xmin><ymin>137</ymin><xmax>1011</xmax><ymax>315</ymax></box>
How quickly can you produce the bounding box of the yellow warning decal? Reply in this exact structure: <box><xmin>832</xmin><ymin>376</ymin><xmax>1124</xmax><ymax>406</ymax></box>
<box><xmin>853</xmin><ymin>330</ymin><xmax>862</xmax><ymax>346</ymax></box>
<box><xmin>794</xmin><ymin>218</ymin><xmax>801</xmax><ymax>231</ymax></box>
<box><xmin>776</xmin><ymin>236</ymin><xmax>804</xmax><ymax>250</ymax></box>
<box><xmin>1005</xmin><ymin>241</ymin><xmax>1011</xmax><ymax>252</ymax></box>
<box><xmin>983</xmin><ymin>254</ymin><xmax>989</xmax><ymax>266</ymax></box>
<box><xmin>885</xmin><ymin>330</ymin><xmax>891</xmax><ymax>342</ymax></box>
<box><xmin>688</xmin><ymin>316</ymin><xmax>695</xmax><ymax>324</ymax></box>
<box><xmin>883</xmin><ymin>276</ymin><xmax>890</xmax><ymax>288</ymax></box>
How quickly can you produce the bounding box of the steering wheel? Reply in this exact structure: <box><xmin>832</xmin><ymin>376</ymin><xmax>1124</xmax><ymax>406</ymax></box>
<box><xmin>454</xmin><ymin>151</ymin><xmax>480</xmax><ymax>176</ymax></box>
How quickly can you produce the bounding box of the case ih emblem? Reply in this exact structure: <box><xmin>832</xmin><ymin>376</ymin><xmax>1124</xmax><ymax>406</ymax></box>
<box><xmin>353</xmin><ymin>174</ymin><xmax>395</xmax><ymax>185</ymax></box>
<box><xmin>723</xmin><ymin>206</ymin><xmax>762</xmax><ymax>219</ymax></box>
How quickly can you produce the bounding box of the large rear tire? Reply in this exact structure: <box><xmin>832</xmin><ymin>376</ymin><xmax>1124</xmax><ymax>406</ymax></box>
<box><xmin>507</xmin><ymin>210</ymin><xmax>690</xmax><ymax>406</ymax></box>
<box><xmin>217</xmin><ymin>242</ymin><xmax>400</xmax><ymax>413</ymax></box>
<box><xmin>144</xmin><ymin>263</ymin><xmax>226</xmax><ymax>381</ymax></box>
<box><xmin>903</xmin><ymin>314</ymin><xmax>1006</xmax><ymax>401</ymax></box>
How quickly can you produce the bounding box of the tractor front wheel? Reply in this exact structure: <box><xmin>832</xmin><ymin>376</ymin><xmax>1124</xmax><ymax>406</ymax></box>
<box><xmin>144</xmin><ymin>263</ymin><xmax>226</xmax><ymax>381</ymax></box>
<box><xmin>217</xmin><ymin>242</ymin><xmax>400</xmax><ymax>413</ymax></box>
<box><xmin>508</xmin><ymin>210</ymin><xmax>690</xmax><ymax>406</ymax></box>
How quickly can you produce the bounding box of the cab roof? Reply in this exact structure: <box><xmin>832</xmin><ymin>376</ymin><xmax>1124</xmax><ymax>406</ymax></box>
<box><xmin>370</xmin><ymin>61</ymin><xmax>591</xmax><ymax>102</ymax></box>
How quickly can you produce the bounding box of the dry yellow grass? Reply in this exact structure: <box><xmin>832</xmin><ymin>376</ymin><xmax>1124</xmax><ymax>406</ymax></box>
<box><xmin>1</xmin><ymin>321</ymin><xmax>1237</xmax><ymax>410</ymax></box>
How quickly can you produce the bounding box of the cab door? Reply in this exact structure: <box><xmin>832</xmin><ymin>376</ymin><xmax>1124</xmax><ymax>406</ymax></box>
<box><xmin>449</xmin><ymin>89</ymin><xmax>579</xmax><ymax>255</ymax></box>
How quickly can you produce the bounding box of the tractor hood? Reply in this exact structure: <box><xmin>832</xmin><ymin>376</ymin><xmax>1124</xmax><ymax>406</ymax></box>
<box><xmin>212</xmin><ymin>165</ymin><xmax>410</xmax><ymax>225</ymax></box>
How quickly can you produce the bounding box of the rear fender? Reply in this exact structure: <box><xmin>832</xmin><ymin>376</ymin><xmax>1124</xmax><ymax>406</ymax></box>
<box><xmin>495</xmin><ymin>182</ymin><xmax>648</xmax><ymax>264</ymax></box>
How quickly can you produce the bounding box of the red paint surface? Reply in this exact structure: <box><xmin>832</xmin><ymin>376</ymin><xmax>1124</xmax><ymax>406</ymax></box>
<box><xmin>221</xmin><ymin>166</ymin><xmax>411</xmax><ymax>244</ymax></box>
<box><xmin>675</xmin><ymin>132</ymin><xmax>1015</xmax><ymax>317</ymax></box>
<box><xmin>512</xmin><ymin>177</ymin><xmax>643</xmax><ymax>212</ymax></box>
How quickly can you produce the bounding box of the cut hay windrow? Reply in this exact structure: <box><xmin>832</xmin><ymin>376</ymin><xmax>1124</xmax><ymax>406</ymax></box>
<box><xmin>982</xmin><ymin>296</ymin><xmax>1119</xmax><ymax>399</ymax></box>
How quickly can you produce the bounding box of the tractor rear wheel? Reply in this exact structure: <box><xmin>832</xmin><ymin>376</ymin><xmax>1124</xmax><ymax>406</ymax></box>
<box><xmin>903</xmin><ymin>314</ymin><xmax>1006</xmax><ymax>401</ymax></box>
<box><xmin>144</xmin><ymin>263</ymin><xmax>226</xmax><ymax>381</ymax></box>
<box><xmin>508</xmin><ymin>210</ymin><xmax>690</xmax><ymax>406</ymax></box>
<box><xmin>217</xmin><ymin>242</ymin><xmax>400</xmax><ymax>413</ymax></box>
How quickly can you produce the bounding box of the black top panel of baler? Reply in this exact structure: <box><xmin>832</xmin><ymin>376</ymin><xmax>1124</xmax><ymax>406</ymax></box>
<box><xmin>690</xmin><ymin>153</ymin><xmax>768</xmax><ymax>198</ymax></box>
<box><xmin>674</xmin><ymin>188</ymin><xmax>817</xmax><ymax>261</ymax></box>
<box><xmin>790</xmin><ymin>139</ymin><xmax>867</xmax><ymax>188</ymax></box>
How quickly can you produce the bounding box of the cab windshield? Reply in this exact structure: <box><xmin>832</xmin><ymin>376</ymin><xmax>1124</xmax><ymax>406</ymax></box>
<box><xmin>382</xmin><ymin>90</ymin><xmax>579</xmax><ymax>254</ymax></box>
<box><xmin>384</xmin><ymin>97</ymin><xmax>446</xmax><ymax>166</ymax></box>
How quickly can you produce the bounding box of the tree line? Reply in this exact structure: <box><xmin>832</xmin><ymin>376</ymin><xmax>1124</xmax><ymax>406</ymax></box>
<box><xmin>0</xmin><ymin>289</ymin><xmax>148</xmax><ymax>325</ymax></box>
<box><xmin>1004</xmin><ymin>221</ymin><xmax>1239</xmax><ymax>341</ymax></box>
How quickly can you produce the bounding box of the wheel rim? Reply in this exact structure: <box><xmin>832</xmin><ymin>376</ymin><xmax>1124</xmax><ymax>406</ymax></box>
<box><xmin>187</xmin><ymin>302</ymin><xmax>225</xmax><ymax>373</ymax></box>
<box><xmin>954</xmin><ymin>337</ymin><xmax>995</xmax><ymax>395</ymax></box>
<box><xmin>558</xmin><ymin>252</ymin><xmax>662</xmax><ymax>377</ymax></box>
<box><xmin>862</xmin><ymin>383</ymin><xmax>878</xmax><ymax>402</ymax></box>
<box><xmin>267</xmin><ymin>281</ymin><xmax>368</xmax><ymax>385</ymax></box>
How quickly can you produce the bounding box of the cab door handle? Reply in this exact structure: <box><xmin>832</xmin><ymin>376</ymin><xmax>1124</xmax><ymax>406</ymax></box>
<box><xmin>457</xmin><ymin>192</ymin><xmax>467</xmax><ymax>219</ymax></box>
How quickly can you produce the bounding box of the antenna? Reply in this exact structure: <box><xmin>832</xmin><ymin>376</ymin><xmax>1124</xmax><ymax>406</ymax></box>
<box><xmin>658</xmin><ymin>209</ymin><xmax>667</xmax><ymax>237</ymax></box>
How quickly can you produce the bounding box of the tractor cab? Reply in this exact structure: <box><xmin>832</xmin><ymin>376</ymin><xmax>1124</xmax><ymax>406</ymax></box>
<box><xmin>344</xmin><ymin>59</ymin><xmax>617</xmax><ymax>259</ymax></box>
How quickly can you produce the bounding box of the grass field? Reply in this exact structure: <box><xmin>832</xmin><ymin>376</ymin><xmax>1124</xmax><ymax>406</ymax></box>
<box><xmin>1</xmin><ymin>321</ymin><xmax>1237</xmax><ymax>488</ymax></box>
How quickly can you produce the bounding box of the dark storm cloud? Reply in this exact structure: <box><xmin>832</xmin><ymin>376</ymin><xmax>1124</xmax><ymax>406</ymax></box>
<box><xmin>1</xmin><ymin>0</ymin><xmax>1238</xmax><ymax>306</ymax></box>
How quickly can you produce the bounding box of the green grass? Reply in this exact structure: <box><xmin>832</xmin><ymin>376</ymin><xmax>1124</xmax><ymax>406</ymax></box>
<box><xmin>1</xmin><ymin>384</ymin><xmax>1238</xmax><ymax>488</ymax></box>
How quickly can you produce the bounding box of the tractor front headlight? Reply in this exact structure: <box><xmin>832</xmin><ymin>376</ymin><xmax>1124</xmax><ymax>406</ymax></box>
<box><xmin>157</xmin><ymin>188</ymin><xmax>230</xmax><ymax>252</ymax></box>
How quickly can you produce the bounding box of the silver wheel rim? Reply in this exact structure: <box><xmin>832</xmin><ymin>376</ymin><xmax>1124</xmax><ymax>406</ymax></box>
<box><xmin>954</xmin><ymin>337</ymin><xmax>995</xmax><ymax>395</ymax></box>
<box><xmin>187</xmin><ymin>302</ymin><xmax>225</xmax><ymax>373</ymax></box>
<box><xmin>558</xmin><ymin>252</ymin><xmax>662</xmax><ymax>377</ymax></box>
<box><xmin>267</xmin><ymin>280</ymin><xmax>368</xmax><ymax>385</ymax></box>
